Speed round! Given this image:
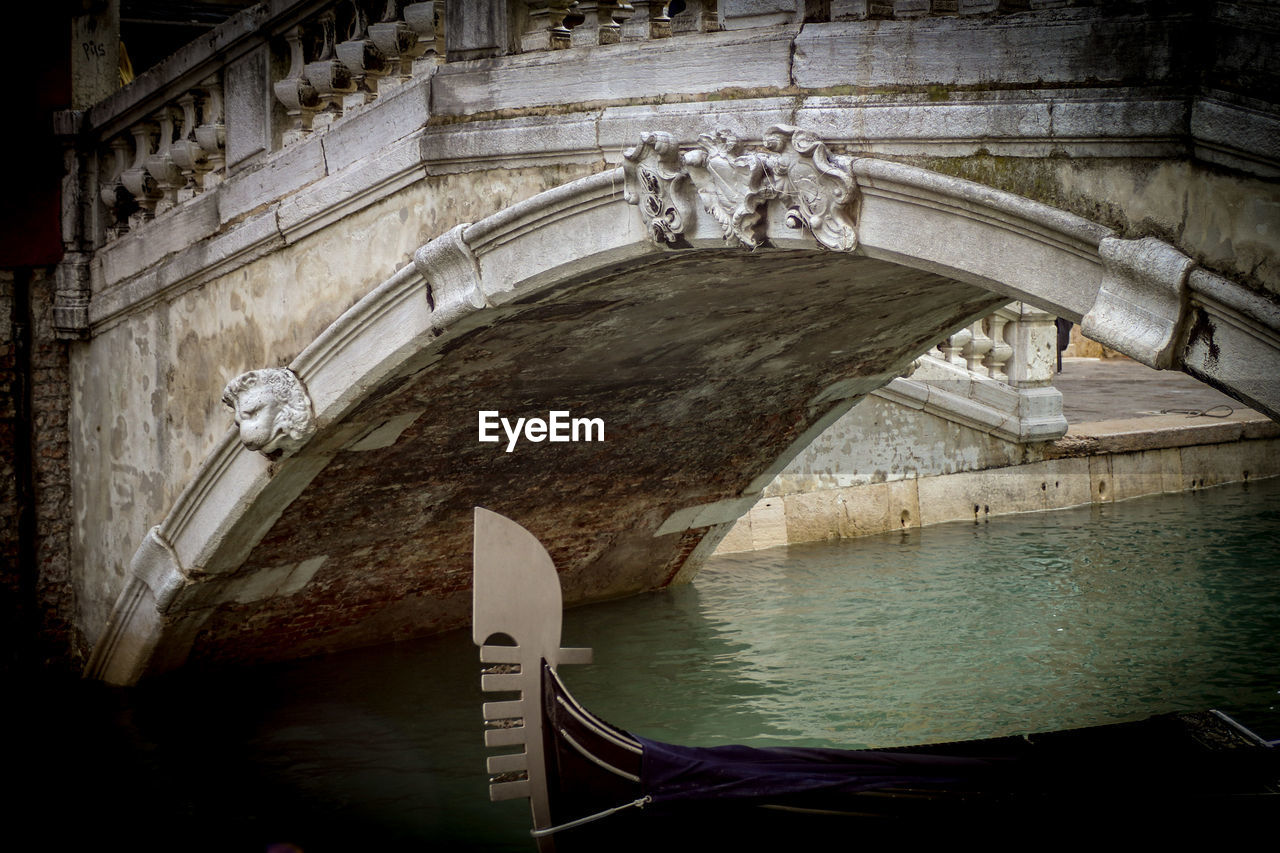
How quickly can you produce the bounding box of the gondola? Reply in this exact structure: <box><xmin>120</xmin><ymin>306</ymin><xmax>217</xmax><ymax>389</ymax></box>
<box><xmin>472</xmin><ymin>508</ymin><xmax>1279</xmax><ymax>850</ymax></box>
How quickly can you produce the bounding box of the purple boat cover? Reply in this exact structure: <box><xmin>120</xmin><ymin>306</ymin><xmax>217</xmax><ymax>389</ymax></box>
<box><xmin>637</xmin><ymin>736</ymin><xmax>1017</xmax><ymax>804</ymax></box>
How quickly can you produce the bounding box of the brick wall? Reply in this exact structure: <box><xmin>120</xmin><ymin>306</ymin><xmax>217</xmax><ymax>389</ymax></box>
<box><xmin>0</xmin><ymin>268</ymin><xmax>80</xmax><ymax>674</ymax></box>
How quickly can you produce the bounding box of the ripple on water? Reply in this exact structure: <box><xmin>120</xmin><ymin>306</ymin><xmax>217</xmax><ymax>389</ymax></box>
<box><xmin>567</xmin><ymin>478</ymin><xmax>1280</xmax><ymax>748</ymax></box>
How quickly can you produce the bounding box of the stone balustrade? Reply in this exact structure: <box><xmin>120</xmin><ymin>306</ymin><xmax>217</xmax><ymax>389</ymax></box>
<box><xmin>893</xmin><ymin>301</ymin><xmax>1067</xmax><ymax>445</ymax></box>
<box><xmin>98</xmin><ymin>77</ymin><xmax>227</xmax><ymax>240</ymax></box>
<box><xmin>933</xmin><ymin>303</ymin><xmax>1051</xmax><ymax>389</ymax></box>
<box><xmin>53</xmin><ymin>0</ymin><xmax>1276</xmax><ymax>345</ymax></box>
<box><xmin>82</xmin><ymin>0</ymin><xmax>1113</xmax><ymax>253</ymax></box>
<box><xmin>90</xmin><ymin>2</ymin><xmax>442</xmax><ymax>246</ymax></box>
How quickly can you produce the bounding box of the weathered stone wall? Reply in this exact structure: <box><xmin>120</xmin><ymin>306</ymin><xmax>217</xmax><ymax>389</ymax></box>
<box><xmin>766</xmin><ymin>393</ymin><xmax>1035</xmax><ymax>497</ymax></box>
<box><xmin>913</xmin><ymin>155</ymin><xmax>1280</xmax><ymax>300</ymax></box>
<box><xmin>70</xmin><ymin>163</ymin><xmax>601</xmax><ymax>646</ymax></box>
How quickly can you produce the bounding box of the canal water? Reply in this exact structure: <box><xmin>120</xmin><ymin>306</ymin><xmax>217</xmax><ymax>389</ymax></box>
<box><xmin>52</xmin><ymin>479</ymin><xmax>1280</xmax><ymax>851</ymax></box>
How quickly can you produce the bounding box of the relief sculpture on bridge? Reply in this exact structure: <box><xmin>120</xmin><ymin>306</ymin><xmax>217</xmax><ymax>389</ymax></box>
<box><xmin>623</xmin><ymin>125</ymin><xmax>860</xmax><ymax>252</ymax></box>
<box><xmin>221</xmin><ymin>367</ymin><xmax>317</xmax><ymax>457</ymax></box>
<box><xmin>620</xmin><ymin>131</ymin><xmax>692</xmax><ymax>246</ymax></box>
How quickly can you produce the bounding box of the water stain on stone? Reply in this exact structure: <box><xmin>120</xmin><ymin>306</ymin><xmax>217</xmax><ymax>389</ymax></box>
<box><xmin>110</xmin><ymin>414</ymin><xmax>127</xmax><ymax>458</ymax></box>
<box><xmin>1185</xmin><ymin>306</ymin><xmax>1221</xmax><ymax>367</ymax></box>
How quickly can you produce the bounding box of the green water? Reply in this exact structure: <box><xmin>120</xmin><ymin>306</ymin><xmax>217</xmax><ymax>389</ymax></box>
<box><xmin>71</xmin><ymin>480</ymin><xmax>1280</xmax><ymax>850</ymax></box>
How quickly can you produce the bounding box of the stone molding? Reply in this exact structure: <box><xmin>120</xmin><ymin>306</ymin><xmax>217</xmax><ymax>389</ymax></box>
<box><xmin>128</xmin><ymin>526</ymin><xmax>187</xmax><ymax>611</ymax></box>
<box><xmin>413</xmin><ymin>224</ymin><xmax>484</xmax><ymax>332</ymax></box>
<box><xmin>1182</xmin><ymin>269</ymin><xmax>1280</xmax><ymax>420</ymax></box>
<box><xmin>851</xmin><ymin>157</ymin><xmax>1112</xmax><ymax>320</ymax></box>
<box><xmin>1081</xmin><ymin>237</ymin><xmax>1195</xmax><ymax>371</ymax></box>
<box><xmin>87</xmin><ymin>153</ymin><xmax>1278</xmax><ymax>683</ymax></box>
<box><xmin>82</xmin><ymin>527</ymin><xmax>184</xmax><ymax>684</ymax></box>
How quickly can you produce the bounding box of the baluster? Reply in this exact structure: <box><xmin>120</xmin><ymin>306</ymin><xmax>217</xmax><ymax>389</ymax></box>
<box><xmin>962</xmin><ymin>320</ymin><xmax>992</xmax><ymax>377</ymax></box>
<box><xmin>121</xmin><ymin>123</ymin><xmax>161</xmax><ymax>227</ymax></box>
<box><xmin>273</xmin><ymin>25</ymin><xmax>322</xmax><ymax>145</ymax></box>
<box><xmin>338</xmin><ymin>1</ymin><xmax>388</xmax><ymax>111</ymax></box>
<box><xmin>670</xmin><ymin>0</ymin><xmax>720</xmax><ymax>33</ymax></box>
<box><xmin>607</xmin><ymin>3</ymin><xmax>636</xmax><ymax>41</ymax></box>
<box><xmin>403</xmin><ymin>2</ymin><xmax>441</xmax><ymax>70</ymax></box>
<box><xmin>623</xmin><ymin>0</ymin><xmax>670</xmax><ymax>39</ymax></box>
<box><xmin>569</xmin><ymin>2</ymin><xmax>605</xmax><ymax>46</ymax></box>
<box><xmin>194</xmin><ymin>77</ymin><xmax>226</xmax><ymax>189</ymax></box>
<box><xmin>369</xmin><ymin>1</ymin><xmax>426</xmax><ymax>91</ymax></box>
<box><xmin>170</xmin><ymin>92</ymin><xmax>209</xmax><ymax>201</ymax></box>
<box><xmin>145</xmin><ymin>107</ymin><xmax>184</xmax><ymax>215</ymax></box>
<box><xmin>99</xmin><ymin>136</ymin><xmax>135</xmax><ymax>241</ymax></box>
<box><xmin>983</xmin><ymin>311</ymin><xmax>1013</xmax><ymax>382</ymax></box>
<box><xmin>522</xmin><ymin>1</ymin><xmax>575</xmax><ymax>51</ymax></box>
<box><xmin>305</xmin><ymin>11</ymin><xmax>357</xmax><ymax>130</ymax></box>
<box><xmin>939</xmin><ymin>325</ymin><xmax>971</xmax><ymax>367</ymax></box>
<box><xmin>599</xmin><ymin>3</ymin><xmax>623</xmax><ymax>44</ymax></box>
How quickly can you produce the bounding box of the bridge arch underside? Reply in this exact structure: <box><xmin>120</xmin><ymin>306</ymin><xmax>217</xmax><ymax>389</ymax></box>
<box><xmin>181</xmin><ymin>252</ymin><xmax>1002</xmax><ymax>672</ymax></box>
<box><xmin>90</xmin><ymin>160</ymin><xmax>1280</xmax><ymax>684</ymax></box>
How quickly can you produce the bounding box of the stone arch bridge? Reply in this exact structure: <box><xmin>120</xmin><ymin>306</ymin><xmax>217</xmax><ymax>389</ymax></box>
<box><xmin>42</xmin><ymin>1</ymin><xmax>1280</xmax><ymax>682</ymax></box>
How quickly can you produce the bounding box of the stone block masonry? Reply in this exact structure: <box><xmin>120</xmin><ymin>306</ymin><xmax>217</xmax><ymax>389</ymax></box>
<box><xmin>717</xmin><ymin>412</ymin><xmax>1280</xmax><ymax>552</ymax></box>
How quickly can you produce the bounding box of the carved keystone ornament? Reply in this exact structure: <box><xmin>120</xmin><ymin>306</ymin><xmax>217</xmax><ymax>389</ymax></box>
<box><xmin>222</xmin><ymin>368</ymin><xmax>316</xmax><ymax>457</ymax></box>
<box><xmin>623</xmin><ymin>126</ymin><xmax>859</xmax><ymax>251</ymax></box>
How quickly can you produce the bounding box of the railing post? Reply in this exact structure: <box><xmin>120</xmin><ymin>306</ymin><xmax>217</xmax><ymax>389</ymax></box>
<box><xmin>337</xmin><ymin>2</ymin><xmax>387</xmax><ymax>111</ymax></box>
<box><xmin>367</xmin><ymin>1</ymin><xmax>429</xmax><ymax>94</ymax></box>
<box><xmin>99</xmin><ymin>136</ymin><xmax>134</xmax><ymax>241</ymax></box>
<box><xmin>121</xmin><ymin>122</ymin><xmax>161</xmax><ymax>225</ymax></box>
<box><xmin>1002</xmin><ymin>302</ymin><xmax>1058</xmax><ymax>389</ymax></box>
<box><xmin>169</xmin><ymin>92</ymin><xmax>208</xmax><ymax>202</ymax></box>
<box><xmin>145</xmin><ymin>106</ymin><xmax>184</xmax><ymax>216</ymax></box>
<box><xmin>304</xmin><ymin>11</ymin><xmax>356</xmax><ymax>131</ymax></box>
<box><xmin>671</xmin><ymin>0</ymin><xmax>721</xmax><ymax>33</ymax></box>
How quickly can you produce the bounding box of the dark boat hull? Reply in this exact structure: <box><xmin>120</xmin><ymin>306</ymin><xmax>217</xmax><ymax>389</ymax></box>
<box><xmin>541</xmin><ymin>663</ymin><xmax>1280</xmax><ymax>847</ymax></box>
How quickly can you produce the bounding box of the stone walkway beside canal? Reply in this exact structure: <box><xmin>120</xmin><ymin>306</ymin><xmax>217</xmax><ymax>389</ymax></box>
<box><xmin>717</xmin><ymin>357</ymin><xmax>1280</xmax><ymax>553</ymax></box>
<box><xmin>1055</xmin><ymin>355</ymin><xmax>1255</xmax><ymax>424</ymax></box>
